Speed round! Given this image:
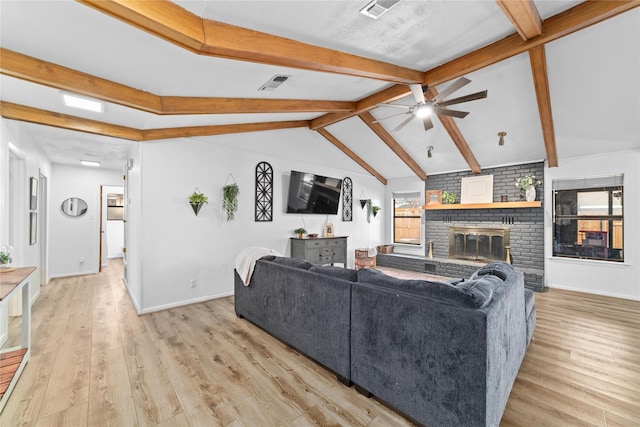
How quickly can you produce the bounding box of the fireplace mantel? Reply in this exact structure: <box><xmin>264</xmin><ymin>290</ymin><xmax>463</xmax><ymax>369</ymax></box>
<box><xmin>423</xmin><ymin>201</ymin><xmax>541</xmax><ymax>210</ymax></box>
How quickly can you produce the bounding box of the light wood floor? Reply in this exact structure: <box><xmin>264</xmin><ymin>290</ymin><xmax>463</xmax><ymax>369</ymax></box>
<box><xmin>1</xmin><ymin>260</ymin><xmax>638</xmax><ymax>426</ymax></box>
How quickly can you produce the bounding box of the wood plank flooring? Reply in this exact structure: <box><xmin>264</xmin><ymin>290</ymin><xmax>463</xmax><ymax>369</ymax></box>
<box><xmin>1</xmin><ymin>259</ymin><xmax>638</xmax><ymax>426</ymax></box>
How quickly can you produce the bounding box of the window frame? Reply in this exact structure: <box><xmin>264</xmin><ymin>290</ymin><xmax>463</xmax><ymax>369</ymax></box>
<box><xmin>392</xmin><ymin>193</ymin><xmax>422</xmax><ymax>246</ymax></box>
<box><xmin>552</xmin><ymin>185</ymin><xmax>624</xmax><ymax>263</ymax></box>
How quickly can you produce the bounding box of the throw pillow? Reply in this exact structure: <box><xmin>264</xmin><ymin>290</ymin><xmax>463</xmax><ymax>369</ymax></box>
<box><xmin>456</xmin><ymin>274</ymin><xmax>502</xmax><ymax>309</ymax></box>
<box><xmin>471</xmin><ymin>261</ymin><xmax>515</xmax><ymax>281</ymax></box>
<box><xmin>271</xmin><ymin>257</ymin><xmax>313</xmax><ymax>270</ymax></box>
<box><xmin>309</xmin><ymin>265</ymin><xmax>357</xmax><ymax>282</ymax></box>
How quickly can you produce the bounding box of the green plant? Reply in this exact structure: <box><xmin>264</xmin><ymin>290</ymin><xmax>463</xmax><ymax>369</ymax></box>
<box><xmin>0</xmin><ymin>251</ymin><xmax>10</xmax><ymax>264</ymax></box>
<box><xmin>515</xmin><ymin>175</ymin><xmax>542</xmax><ymax>191</ymax></box>
<box><xmin>223</xmin><ymin>183</ymin><xmax>240</xmax><ymax>221</ymax></box>
<box><xmin>442</xmin><ymin>191</ymin><xmax>457</xmax><ymax>204</ymax></box>
<box><xmin>371</xmin><ymin>205</ymin><xmax>381</xmax><ymax>216</ymax></box>
<box><xmin>294</xmin><ymin>228</ymin><xmax>307</xmax><ymax>235</ymax></box>
<box><xmin>366</xmin><ymin>199</ymin><xmax>373</xmax><ymax>223</ymax></box>
<box><xmin>188</xmin><ymin>189</ymin><xmax>208</xmax><ymax>205</ymax></box>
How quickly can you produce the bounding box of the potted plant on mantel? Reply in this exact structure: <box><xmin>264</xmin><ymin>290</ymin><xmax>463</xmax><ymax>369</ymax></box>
<box><xmin>294</xmin><ymin>228</ymin><xmax>307</xmax><ymax>239</ymax></box>
<box><xmin>188</xmin><ymin>188</ymin><xmax>208</xmax><ymax>216</ymax></box>
<box><xmin>515</xmin><ymin>175</ymin><xmax>542</xmax><ymax>202</ymax></box>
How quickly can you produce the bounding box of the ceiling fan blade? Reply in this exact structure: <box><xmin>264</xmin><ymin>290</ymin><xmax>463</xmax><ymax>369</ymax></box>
<box><xmin>372</xmin><ymin>111</ymin><xmax>411</xmax><ymax>123</ymax></box>
<box><xmin>436</xmin><ymin>109</ymin><xmax>469</xmax><ymax>118</ymax></box>
<box><xmin>437</xmin><ymin>90</ymin><xmax>488</xmax><ymax>107</ymax></box>
<box><xmin>409</xmin><ymin>83</ymin><xmax>426</xmax><ymax>104</ymax></box>
<box><xmin>433</xmin><ymin>77</ymin><xmax>471</xmax><ymax>102</ymax></box>
<box><xmin>393</xmin><ymin>115</ymin><xmax>415</xmax><ymax>132</ymax></box>
<box><xmin>376</xmin><ymin>102</ymin><xmax>411</xmax><ymax>110</ymax></box>
<box><xmin>423</xmin><ymin>116</ymin><xmax>434</xmax><ymax>131</ymax></box>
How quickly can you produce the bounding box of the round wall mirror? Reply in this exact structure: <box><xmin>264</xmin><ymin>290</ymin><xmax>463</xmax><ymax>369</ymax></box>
<box><xmin>61</xmin><ymin>197</ymin><xmax>88</xmax><ymax>217</ymax></box>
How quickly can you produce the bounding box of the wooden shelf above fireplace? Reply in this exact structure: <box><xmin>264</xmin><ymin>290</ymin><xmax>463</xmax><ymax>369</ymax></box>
<box><xmin>423</xmin><ymin>201</ymin><xmax>541</xmax><ymax>210</ymax></box>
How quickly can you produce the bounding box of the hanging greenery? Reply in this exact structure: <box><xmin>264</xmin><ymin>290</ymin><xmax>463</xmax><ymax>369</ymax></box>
<box><xmin>366</xmin><ymin>199</ymin><xmax>372</xmax><ymax>223</ymax></box>
<box><xmin>223</xmin><ymin>183</ymin><xmax>240</xmax><ymax>221</ymax></box>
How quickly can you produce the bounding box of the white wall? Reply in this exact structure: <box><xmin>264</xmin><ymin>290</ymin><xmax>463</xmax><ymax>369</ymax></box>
<box><xmin>130</xmin><ymin>129</ymin><xmax>385</xmax><ymax>313</ymax></box>
<box><xmin>49</xmin><ymin>164</ymin><xmax>122</xmax><ymax>277</ymax></box>
<box><xmin>0</xmin><ymin>119</ymin><xmax>52</xmax><ymax>343</ymax></box>
<box><xmin>544</xmin><ymin>150</ymin><xmax>640</xmax><ymax>300</ymax></box>
<box><xmin>384</xmin><ymin>176</ymin><xmax>426</xmax><ymax>256</ymax></box>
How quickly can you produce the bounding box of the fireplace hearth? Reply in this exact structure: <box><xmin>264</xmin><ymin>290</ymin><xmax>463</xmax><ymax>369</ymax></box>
<box><xmin>449</xmin><ymin>226</ymin><xmax>510</xmax><ymax>262</ymax></box>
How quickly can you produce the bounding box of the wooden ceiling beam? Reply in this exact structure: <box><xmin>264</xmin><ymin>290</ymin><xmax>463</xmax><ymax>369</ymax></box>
<box><xmin>142</xmin><ymin>120</ymin><xmax>310</xmax><ymax>141</ymax></box>
<box><xmin>424</xmin><ymin>1</ymin><xmax>638</xmax><ymax>86</ymax></box>
<box><xmin>358</xmin><ymin>112</ymin><xmax>426</xmax><ymax>181</ymax></box>
<box><xmin>0</xmin><ymin>49</ymin><xmax>355</xmax><ymax>115</ymax></box>
<box><xmin>78</xmin><ymin>0</ymin><xmax>423</xmax><ymax>84</ymax></box>
<box><xmin>315</xmin><ymin>128</ymin><xmax>387</xmax><ymax>185</ymax></box>
<box><xmin>0</xmin><ymin>102</ymin><xmax>310</xmax><ymax>141</ymax></box>
<box><xmin>529</xmin><ymin>45</ymin><xmax>558</xmax><ymax>167</ymax></box>
<box><xmin>495</xmin><ymin>0</ymin><xmax>542</xmax><ymax>40</ymax></box>
<box><xmin>160</xmin><ymin>97</ymin><xmax>354</xmax><ymax>114</ymax></box>
<box><xmin>0</xmin><ymin>101</ymin><xmax>143</xmax><ymax>140</ymax></box>
<box><xmin>0</xmin><ymin>48</ymin><xmax>162</xmax><ymax>112</ymax></box>
<box><xmin>425</xmin><ymin>87</ymin><xmax>481</xmax><ymax>174</ymax></box>
<box><xmin>310</xmin><ymin>84</ymin><xmax>411</xmax><ymax>130</ymax></box>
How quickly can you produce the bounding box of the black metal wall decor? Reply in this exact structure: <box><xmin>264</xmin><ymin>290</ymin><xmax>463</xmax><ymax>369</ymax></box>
<box><xmin>342</xmin><ymin>177</ymin><xmax>353</xmax><ymax>221</ymax></box>
<box><xmin>255</xmin><ymin>161</ymin><xmax>273</xmax><ymax>222</ymax></box>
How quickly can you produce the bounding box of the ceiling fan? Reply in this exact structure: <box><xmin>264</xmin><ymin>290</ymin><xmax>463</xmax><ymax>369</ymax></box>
<box><xmin>374</xmin><ymin>77</ymin><xmax>487</xmax><ymax>132</ymax></box>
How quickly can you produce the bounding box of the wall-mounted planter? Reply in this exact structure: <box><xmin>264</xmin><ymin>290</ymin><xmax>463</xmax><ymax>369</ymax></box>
<box><xmin>190</xmin><ymin>202</ymin><xmax>204</xmax><ymax>216</ymax></box>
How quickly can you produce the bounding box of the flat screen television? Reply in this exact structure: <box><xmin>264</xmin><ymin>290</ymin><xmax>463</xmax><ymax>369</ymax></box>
<box><xmin>286</xmin><ymin>170</ymin><xmax>342</xmax><ymax>215</ymax></box>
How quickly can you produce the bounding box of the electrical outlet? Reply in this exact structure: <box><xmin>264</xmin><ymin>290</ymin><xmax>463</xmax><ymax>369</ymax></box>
<box><xmin>190</xmin><ymin>279</ymin><xmax>196</xmax><ymax>288</ymax></box>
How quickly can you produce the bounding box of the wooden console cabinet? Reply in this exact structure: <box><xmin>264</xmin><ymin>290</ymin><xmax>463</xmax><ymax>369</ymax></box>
<box><xmin>0</xmin><ymin>267</ymin><xmax>35</xmax><ymax>413</ymax></box>
<box><xmin>290</xmin><ymin>236</ymin><xmax>348</xmax><ymax>266</ymax></box>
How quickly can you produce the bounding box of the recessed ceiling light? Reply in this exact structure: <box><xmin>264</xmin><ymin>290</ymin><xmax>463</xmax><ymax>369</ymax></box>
<box><xmin>62</xmin><ymin>93</ymin><xmax>104</xmax><ymax>113</ymax></box>
<box><xmin>360</xmin><ymin>0</ymin><xmax>400</xmax><ymax>19</ymax></box>
<box><xmin>80</xmin><ymin>160</ymin><xmax>101</xmax><ymax>167</ymax></box>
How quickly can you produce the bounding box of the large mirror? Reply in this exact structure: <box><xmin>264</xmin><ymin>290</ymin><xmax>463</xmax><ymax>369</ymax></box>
<box><xmin>61</xmin><ymin>197</ymin><xmax>88</xmax><ymax>217</ymax></box>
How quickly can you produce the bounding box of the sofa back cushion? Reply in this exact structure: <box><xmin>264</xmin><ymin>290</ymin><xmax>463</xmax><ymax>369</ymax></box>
<box><xmin>270</xmin><ymin>256</ymin><xmax>313</xmax><ymax>270</ymax></box>
<box><xmin>455</xmin><ymin>274</ymin><xmax>502</xmax><ymax>309</ymax></box>
<box><xmin>357</xmin><ymin>268</ymin><xmax>498</xmax><ymax>308</ymax></box>
<box><xmin>309</xmin><ymin>265</ymin><xmax>357</xmax><ymax>282</ymax></box>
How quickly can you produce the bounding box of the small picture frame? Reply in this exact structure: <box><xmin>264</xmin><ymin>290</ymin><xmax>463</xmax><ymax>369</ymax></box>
<box><xmin>30</xmin><ymin>212</ymin><xmax>37</xmax><ymax>245</ymax></box>
<box><xmin>323</xmin><ymin>223</ymin><xmax>334</xmax><ymax>237</ymax></box>
<box><xmin>30</xmin><ymin>177</ymin><xmax>38</xmax><ymax>210</ymax></box>
<box><xmin>426</xmin><ymin>190</ymin><xmax>442</xmax><ymax>205</ymax></box>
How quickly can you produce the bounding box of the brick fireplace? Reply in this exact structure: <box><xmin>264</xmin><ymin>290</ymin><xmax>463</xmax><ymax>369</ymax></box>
<box><xmin>377</xmin><ymin>161</ymin><xmax>545</xmax><ymax>291</ymax></box>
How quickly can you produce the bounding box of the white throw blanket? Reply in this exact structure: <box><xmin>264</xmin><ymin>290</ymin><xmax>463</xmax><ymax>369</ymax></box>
<box><xmin>234</xmin><ymin>247</ymin><xmax>282</xmax><ymax>286</ymax></box>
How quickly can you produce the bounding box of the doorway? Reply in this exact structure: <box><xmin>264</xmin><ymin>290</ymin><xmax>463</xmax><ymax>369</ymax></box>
<box><xmin>100</xmin><ymin>185</ymin><xmax>124</xmax><ymax>271</ymax></box>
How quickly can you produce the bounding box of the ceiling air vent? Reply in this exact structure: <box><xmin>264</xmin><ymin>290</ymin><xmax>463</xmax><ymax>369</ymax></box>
<box><xmin>359</xmin><ymin>0</ymin><xmax>400</xmax><ymax>19</ymax></box>
<box><xmin>258</xmin><ymin>74</ymin><xmax>291</xmax><ymax>91</ymax></box>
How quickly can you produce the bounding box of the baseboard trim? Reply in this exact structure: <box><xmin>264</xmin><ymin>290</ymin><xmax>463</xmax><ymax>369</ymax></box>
<box><xmin>138</xmin><ymin>291</ymin><xmax>235</xmax><ymax>315</ymax></box>
<box><xmin>548</xmin><ymin>284</ymin><xmax>640</xmax><ymax>301</ymax></box>
<box><xmin>49</xmin><ymin>271</ymin><xmax>98</xmax><ymax>279</ymax></box>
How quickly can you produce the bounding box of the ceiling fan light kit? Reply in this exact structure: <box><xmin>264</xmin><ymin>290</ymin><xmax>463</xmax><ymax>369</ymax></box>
<box><xmin>376</xmin><ymin>77</ymin><xmax>488</xmax><ymax>132</ymax></box>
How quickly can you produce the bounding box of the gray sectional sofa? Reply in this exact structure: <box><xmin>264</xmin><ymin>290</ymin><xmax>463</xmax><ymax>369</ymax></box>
<box><xmin>234</xmin><ymin>256</ymin><xmax>535</xmax><ymax>427</ymax></box>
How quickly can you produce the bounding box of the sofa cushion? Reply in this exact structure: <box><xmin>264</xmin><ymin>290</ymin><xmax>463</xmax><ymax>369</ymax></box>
<box><xmin>271</xmin><ymin>256</ymin><xmax>313</xmax><ymax>270</ymax></box>
<box><xmin>259</xmin><ymin>255</ymin><xmax>278</xmax><ymax>262</ymax></box>
<box><xmin>357</xmin><ymin>268</ymin><xmax>489</xmax><ymax>308</ymax></box>
<box><xmin>309</xmin><ymin>264</ymin><xmax>357</xmax><ymax>282</ymax></box>
<box><xmin>471</xmin><ymin>261</ymin><xmax>515</xmax><ymax>281</ymax></box>
<box><xmin>524</xmin><ymin>288</ymin><xmax>535</xmax><ymax>319</ymax></box>
<box><xmin>455</xmin><ymin>274</ymin><xmax>502</xmax><ymax>309</ymax></box>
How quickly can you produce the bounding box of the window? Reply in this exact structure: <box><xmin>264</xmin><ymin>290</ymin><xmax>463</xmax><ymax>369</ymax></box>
<box><xmin>393</xmin><ymin>192</ymin><xmax>422</xmax><ymax>245</ymax></box>
<box><xmin>553</xmin><ymin>175</ymin><xmax>623</xmax><ymax>262</ymax></box>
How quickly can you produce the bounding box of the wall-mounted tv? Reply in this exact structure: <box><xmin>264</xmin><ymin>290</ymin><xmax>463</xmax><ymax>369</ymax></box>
<box><xmin>286</xmin><ymin>170</ymin><xmax>342</xmax><ymax>215</ymax></box>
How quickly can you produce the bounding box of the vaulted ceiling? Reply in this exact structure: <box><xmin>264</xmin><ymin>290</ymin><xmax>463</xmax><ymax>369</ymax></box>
<box><xmin>1</xmin><ymin>1</ymin><xmax>638</xmax><ymax>179</ymax></box>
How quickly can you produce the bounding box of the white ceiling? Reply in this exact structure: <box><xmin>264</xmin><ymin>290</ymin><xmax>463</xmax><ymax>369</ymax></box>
<box><xmin>0</xmin><ymin>1</ymin><xmax>638</xmax><ymax>178</ymax></box>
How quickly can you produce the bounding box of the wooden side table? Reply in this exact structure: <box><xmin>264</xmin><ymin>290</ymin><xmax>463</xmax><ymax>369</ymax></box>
<box><xmin>0</xmin><ymin>266</ymin><xmax>35</xmax><ymax>413</ymax></box>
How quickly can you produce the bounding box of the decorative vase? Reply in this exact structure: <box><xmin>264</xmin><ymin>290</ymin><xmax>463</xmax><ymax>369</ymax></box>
<box><xmin>525</xmin><ymin>186</ymin><xmax>536</xmax><ymax>202</ymax></box>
